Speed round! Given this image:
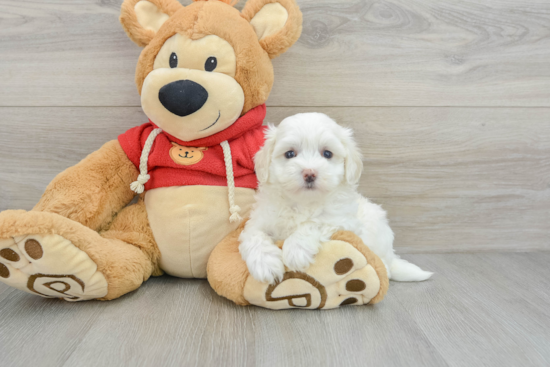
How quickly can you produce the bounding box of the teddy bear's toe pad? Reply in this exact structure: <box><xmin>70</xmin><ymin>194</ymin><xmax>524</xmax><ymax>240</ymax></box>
<box><xmin>0</xmin><ymin>234</ymin><xmax>108</xmax><ymax>301</ymax></box>
<box><xmin>243</xmin><ymin>240</ymin><xmax>382</xmax><ymax>310</ymax></box>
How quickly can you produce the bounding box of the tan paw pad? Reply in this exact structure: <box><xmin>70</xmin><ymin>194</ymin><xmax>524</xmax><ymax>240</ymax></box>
<box><xmin>243</xmin><ymin>240</ymin><xmax>382</xmax><ymax>310</ymax></box>
<box><xmin>0</xmin><ymin>234</ymin><xmax>108</xmax><ymax>301</ymax></box>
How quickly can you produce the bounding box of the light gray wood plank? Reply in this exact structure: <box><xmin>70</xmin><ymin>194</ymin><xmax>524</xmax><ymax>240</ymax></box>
<box><xmin>61</xmin><ymin>277</ymin><xmax>257</xmax><ymax>367</ymax></box>
<box><xmin>61</xmin><ymin>277</ymin><xmax>447</xmax><ymax>367</ymax></box>
<box><xmin>249</xmin><ymin>292</ymin><xmax>447</xmax><ymax>367</ymax></box>
<box><xmin>1</xmin><ymin>0</ymin><xmax>549</xmax><ymax>107</ymax></box>
<box><xmin>377</xmin><ymin>196</ymin><xmax>549</xmax><ymax>253</ymax></box>
<box><xmin>1</xmin><ymin>106</ymin><xmax>548</xmax><ymax>252</ymax></box>
<box><xmin>273</xmin><ymin>106</ymin><xmax>550</xmax><ymax>252</ymax></box>
<box><xmin>265</xmin><ymin>107</ymin><xmax>550</xmax><ymax>199</ymax></box>
<box><xmin>393</xmin><ymin>253</ymin><xmax>550</xmax><ymax>367</ymax></box>
<box><xmin>0</xmin><ymin>281</ymin><xmax>14</xmax><ymax>301</ymax></box>
<box><xmin>0</xmin><ymin>292</ymin><xmax>108</xmax><ymax>367</ymax></box>
<box><xmin>476</xmin><ymin>252</ymin><xmax>550</xmax><ymax>312</ymax></box>
<box><xmin>0</xmin><ymin>253</ymin><xmax>549</xmax><ymax>367</ymax></box>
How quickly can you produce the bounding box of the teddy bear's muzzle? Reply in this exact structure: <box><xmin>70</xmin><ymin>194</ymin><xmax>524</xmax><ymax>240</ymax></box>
<box><xmin>158</xmin><ymin>79</ymin><xmax>208</xmax><ymax>117</ymax></box>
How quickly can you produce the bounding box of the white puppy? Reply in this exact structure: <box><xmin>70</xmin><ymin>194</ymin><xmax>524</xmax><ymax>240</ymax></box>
<box><xmin>239</xmin><ymin>113</ymin><xmax>433</xmax><ymax>284</ymax></box>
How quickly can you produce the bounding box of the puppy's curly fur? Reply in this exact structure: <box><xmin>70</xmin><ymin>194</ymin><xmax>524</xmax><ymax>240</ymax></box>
<box><xmin>239</xmin><ymin>113</ymin><xmax>433</xmax><ymax>284</ymax></box>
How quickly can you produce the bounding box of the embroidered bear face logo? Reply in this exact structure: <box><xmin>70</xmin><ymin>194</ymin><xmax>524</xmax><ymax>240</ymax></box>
<box><xmin>120</xmin><ymin>0</ymin><xmax>302</xmax><ymax>142</ymax></box>
<box><xmin>169</xmin><ymin>142</ymin><xmax>207</xmax><ymax>166</ymax></box>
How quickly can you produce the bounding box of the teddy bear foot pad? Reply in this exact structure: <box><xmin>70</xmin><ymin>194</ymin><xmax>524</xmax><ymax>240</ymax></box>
<box><xmin>0</xmin><ymin>233</ymin><xmax>108</xmax><ymax>301</ymax></box>
<box><xmin>243</xmin><ymin>240</ymin><xmax>384</xmax><ymax>310</ymax></box>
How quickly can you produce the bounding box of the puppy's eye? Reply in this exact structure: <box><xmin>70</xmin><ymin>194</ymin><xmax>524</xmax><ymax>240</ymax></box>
<box><xmin>323</xmin><ymin>150</ymin><xmax>333</xmax><ymax>159</ymax></box>
<box><xmin>205</xmin><ymin>57</ymin><xmax>217</xmax><ymax>72</ymax></box>
<box><xmin>169</xmin><ymin>52</ymin><xmax>178</xmax><ymax>68</ymax></box>
<box><xmin>285</xmin><ymin>150</ymin><xmax>296</xmax><ymax>159</ymax></box>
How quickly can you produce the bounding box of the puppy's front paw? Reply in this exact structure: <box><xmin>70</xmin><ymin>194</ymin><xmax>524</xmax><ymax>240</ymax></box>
<box><xmin>244</xmin><ymin>245</ymin><xmax>285</xmax><ymax>284</ymax></box>
<box><xmin>282</xmin><ymin>236</ymin><xmax>321</xmax><ymax>272</ymax></box>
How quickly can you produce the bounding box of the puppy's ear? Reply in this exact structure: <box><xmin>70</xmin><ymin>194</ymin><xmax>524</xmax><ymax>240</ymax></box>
<box><xmin>241</xmin><ymin>0</ymin><xmax>302</xmax><ymax>59</ymax></box>
<box><xmin>342</xmin><ymin>128</ymin><xmax>363</xmax><ymax>185</ymax></box>
<box><xmin>254</xmin><ymin>124</ymin><xmax>278</xmax><ymax>184</ymax></box>
<box><xmin>120</xmin><ymin>0</ymin><xmax>183</xmax><ymax>47</ymax></box>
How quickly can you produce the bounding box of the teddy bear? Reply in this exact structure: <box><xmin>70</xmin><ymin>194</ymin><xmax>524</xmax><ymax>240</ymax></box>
<box><xmin>0</xmin><ymin>0</ymin><xmax>303</xmax><ymax>301</ymax></box>
<box><xmin>0</xmin><ymin>0</ymin><xmax>389</xmax><ymax>308</ymax></box>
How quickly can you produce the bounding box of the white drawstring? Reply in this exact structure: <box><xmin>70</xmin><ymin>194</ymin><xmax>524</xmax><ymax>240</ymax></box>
<box><xmin>130</xmin><ymin>128</ymin><xmax>163</xmax><ymax>194</ymax></box>
<box><xmin>220</xmin><ymin>140</ymin><xmax>242</xmax><ymax>223</ymax></box>
<box><xmin>129</xmin><ymin>129</ymin><xmax>240</xmax><ymax>223</ymax></box>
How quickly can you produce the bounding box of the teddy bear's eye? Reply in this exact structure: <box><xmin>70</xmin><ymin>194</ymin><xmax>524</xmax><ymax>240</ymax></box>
<box><xmin>169</xmin><ymin>52</ymin><xmax>178</xmax><ymax>68</ymax></box>
<box><xmin>205</xmin><ymin>57</ymin><xmax>217</xmax><ymax>72</ymax></box>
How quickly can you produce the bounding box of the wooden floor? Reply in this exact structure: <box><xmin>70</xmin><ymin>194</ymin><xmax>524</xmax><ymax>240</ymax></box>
<box><xmin>1</xmin><ymin>252</ymin><xmax>549</xmax><ymax>367</ymax></box>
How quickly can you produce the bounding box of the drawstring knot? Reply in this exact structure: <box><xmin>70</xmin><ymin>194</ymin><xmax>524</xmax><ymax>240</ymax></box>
<box><xmin>130</xmin><ymin>127</ymin><xmax>163</xmax><ymax>194</ymax></box>
<box><xmin>229</xmin><ymin>205</ymin><xmax>242</xmax><ymax>223</ymax></box>
<box><xmin>130</xmin><ymin>174</ymin><xmax>150</xmax><ymax>194</ymax></box>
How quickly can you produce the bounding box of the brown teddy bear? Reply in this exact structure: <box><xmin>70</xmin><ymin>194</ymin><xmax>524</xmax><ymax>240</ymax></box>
<box><xmin>0</xmin><ymin>0</ymin><xmax>302</xmax><ymax>301</ymax></box>
<box><xmin>0</xmin><ymin>0</ymin><xmax>388</xmax><ymax>308</ymax></box>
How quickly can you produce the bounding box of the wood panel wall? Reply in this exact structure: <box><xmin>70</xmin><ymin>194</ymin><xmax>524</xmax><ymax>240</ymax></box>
<box><xmin>0</xmin><ymin>0</ymin><xmax>548</xmax><ymax>252</ymax></box>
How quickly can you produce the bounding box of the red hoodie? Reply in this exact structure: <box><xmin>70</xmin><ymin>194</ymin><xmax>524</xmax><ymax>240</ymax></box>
<box><xmin>118</xmin><ymin>104</ymin><xmax>266</xmax><ymax>191</ymax></box>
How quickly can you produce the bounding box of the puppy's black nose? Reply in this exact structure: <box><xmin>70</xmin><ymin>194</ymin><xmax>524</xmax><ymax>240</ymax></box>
<box><xmin>159</xmin><ymin>80</ymin><xmax>208</xmax><ymax>117</ymax></box>
<box><xmin>303</xmin><ymin>169</ymin><xmax>317</xmax><ymax>183</ymax></box>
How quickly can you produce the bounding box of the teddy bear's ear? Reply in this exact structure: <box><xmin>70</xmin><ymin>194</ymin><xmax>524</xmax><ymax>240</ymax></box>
<box><xmin>120</xmin><ymin>0</ymin><xmax>183</xmax><ymax>47</ymax></box>
<box><xmin>254</xmin><ymin>123</ymin><xmax>278</xmax><ymax>183</ymax></box>
<box><xmin>241</xmin><ymin>0</ymin><xmax>302</xmax><ymax>59</ymax></box>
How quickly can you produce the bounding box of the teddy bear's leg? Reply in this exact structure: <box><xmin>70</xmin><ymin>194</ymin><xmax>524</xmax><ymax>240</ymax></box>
<box><xmin>0</xmin><ymin>198</ymin><xmax>159</xmax><ymax>301</ymax></box>
<box><xmin>97</xmin><ymin>196</ymin><xmax>162</xmax><ymax>300</ymax></box>
<box><xmin>209</xmin><ymin>228</ymin><xmax>390</xmax><ymax>310</ymax></box>
<box><xmin>0</xmin><ymin>140</ymin><xmax>159</xmax><ymax>301</ymax></box>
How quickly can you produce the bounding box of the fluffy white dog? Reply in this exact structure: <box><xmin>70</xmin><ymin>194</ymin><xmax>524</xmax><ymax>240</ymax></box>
<box><xmin>239</xmin><ymin>113</ymin><xmax>433</xmax><ymax>284</ymax></box>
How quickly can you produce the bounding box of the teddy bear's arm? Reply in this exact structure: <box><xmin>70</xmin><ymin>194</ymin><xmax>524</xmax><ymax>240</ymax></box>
<box><xmin>33</xmin><ymin>140</ymin><xmax>139</xmax><ymax>232</ymax></box>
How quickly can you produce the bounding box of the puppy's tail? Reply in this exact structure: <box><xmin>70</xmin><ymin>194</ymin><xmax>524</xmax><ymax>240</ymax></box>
<box><xmin>389</xmin><ymin>258</ymin><xmax>433</xmax><ymax>282</ymax></box>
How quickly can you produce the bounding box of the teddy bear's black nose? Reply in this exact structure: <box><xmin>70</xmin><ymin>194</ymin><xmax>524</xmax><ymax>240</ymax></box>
<box><xmin>158</xmin><ymin>80</ymin><xmax>208</xmax><ymax>117</ymax></box>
